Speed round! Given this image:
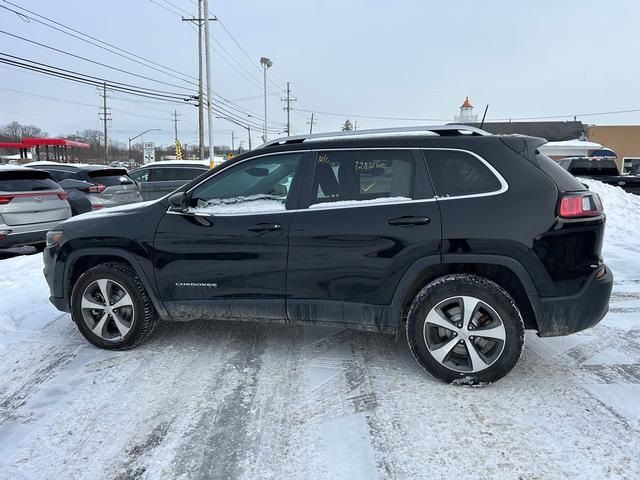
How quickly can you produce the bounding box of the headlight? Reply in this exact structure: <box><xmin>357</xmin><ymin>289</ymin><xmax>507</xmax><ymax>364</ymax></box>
<box><xmin>46</xmin><ymin>230</ymin><xmax>64</xmax><ymax>248</ymax></box>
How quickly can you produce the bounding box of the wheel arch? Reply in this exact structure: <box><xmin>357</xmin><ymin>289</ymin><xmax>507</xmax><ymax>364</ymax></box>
<box><xmin>64</xmin><ymin>248</ymin><xmax>168</xmax><ymax>318</ymax></box>
<box><xmin>390</xmin><ymin>254</ymin><xmax>540</xmax><ymax>331</ymax></box>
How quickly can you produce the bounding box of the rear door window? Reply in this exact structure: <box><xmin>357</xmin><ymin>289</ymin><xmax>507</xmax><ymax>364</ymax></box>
<box><xmin>425</xmin><ymin>150</ymin><xmax>502</xmax><ymax>197</ymax></box>
<box><xmin>0</xmin><ymin>170</ymin><xmax>59</xmax><ymax>192</ymax></box>
<box><xmin>311</xmin><ymin>150</ymin><xmax>415</xmax><ymax>207</ymax></box>
<box><xmin>88</xmin><ymin>169</ymin><xmax>134</xmax><ymax>186</ymax></box>
<box><xmin>150</xmin><ymin>167</ymin><xmax>206</xmax><ymax>181</ymax></box>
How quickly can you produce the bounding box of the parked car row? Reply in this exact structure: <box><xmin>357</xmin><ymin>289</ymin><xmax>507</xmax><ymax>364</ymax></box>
<box><xmin>0</xmin><ymin>160</ymin><xmax>210</xmax><ymax>249</ymax></box>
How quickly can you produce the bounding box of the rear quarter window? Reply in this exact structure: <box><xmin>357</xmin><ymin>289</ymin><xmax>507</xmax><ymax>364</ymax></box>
<box><xmin>425</xmin><ymin>150</ymin><xmax>502</xmax><ymax>197</ymax></box>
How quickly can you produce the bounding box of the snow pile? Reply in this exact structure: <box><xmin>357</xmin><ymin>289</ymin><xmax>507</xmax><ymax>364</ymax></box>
<box><xmin>310</xmin><ymin>196</ymin><xmax>411</xmax><ymax>209</ymax></box>
<box><xmin>581</xmin><ymin>178</ymin><xmax>640</xmax><ymax>278</ymax></box>
<box><xmin>0</xmin><ymin>252</ymin><xmax>61</xmax><ymax>341</ymax></box>
<box><xmin>195</xmin><ymin>194</ymin><xmax>286</xmax><ymax>214</ymax></box>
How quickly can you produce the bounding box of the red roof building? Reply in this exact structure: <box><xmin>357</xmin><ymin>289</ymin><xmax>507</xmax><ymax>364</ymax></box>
<box><xmin>0</xmin><ymin>137</ymin><xmax>89</xmax><ymax>162</ymax></box>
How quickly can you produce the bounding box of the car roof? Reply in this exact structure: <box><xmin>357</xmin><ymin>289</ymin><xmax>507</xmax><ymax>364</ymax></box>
<box><xmin>135</xmin><ymin>160</ymin><xmax>210</xmax><ymax>168</ymax></box>
<box><xmin>25</xmin><ymin>162</ymin><xmax>125</xmax><ymax>172</ymax></box>
<box><xmin>0</xmin><ymin>165</ymin><xmax>34</xmax><ymax>174</ymax></box>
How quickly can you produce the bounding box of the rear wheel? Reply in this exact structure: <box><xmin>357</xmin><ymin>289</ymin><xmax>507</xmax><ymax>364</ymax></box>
<box><xmin>71</xmin><ymin>262</ymin><xmax>159</xmax><ymax>349</ymax></box>
<box><xmin>406</xmin><ymin>274</ymin><xmax>524</xmax><ymax>385</ymax></box>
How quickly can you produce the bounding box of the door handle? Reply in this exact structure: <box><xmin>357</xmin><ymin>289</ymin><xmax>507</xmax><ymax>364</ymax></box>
<box><xmin>388</xmin><ymin>216</ymin><xmax>431</xmax><ymax>226</ymax></box>
<box><xmin>248</xmin><ymin>223</ymin><xmax>283</xmax><ymax>232</ymax></box>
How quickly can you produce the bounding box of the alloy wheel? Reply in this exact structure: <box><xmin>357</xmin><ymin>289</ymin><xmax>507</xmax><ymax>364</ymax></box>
<box><xmin>423</xmin><ymin>295</ymin><xmax>506</xmax><ymax>373</ymax></box>
<box><xmin>80</xmin><ymin>278</ymin><xmax>135</xmax><ymax>341</ymax></box>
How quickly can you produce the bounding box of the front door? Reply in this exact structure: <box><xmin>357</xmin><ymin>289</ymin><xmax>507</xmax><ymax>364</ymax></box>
<box><xmin>154</xmin><ymin>152</ymin><xmax>308</xmax><ymax>321</ymax></box>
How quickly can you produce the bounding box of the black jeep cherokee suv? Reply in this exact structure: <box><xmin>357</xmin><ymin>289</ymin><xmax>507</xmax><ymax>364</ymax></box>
<box><xmin>43</xmin><ymin>125</ymin><xmax>613</xmax><ymax>384</ymax></box>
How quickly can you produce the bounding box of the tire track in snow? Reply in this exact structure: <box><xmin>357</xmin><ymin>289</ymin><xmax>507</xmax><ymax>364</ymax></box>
<box><xmin>172</xmin><ymin>324</ymin><xmax>268</xmax><ymax>480</ymax></box>
<box><xmin>0</xmin><ymin>346</ymin><xmax>78</xmax><ymax>425</ymax></box>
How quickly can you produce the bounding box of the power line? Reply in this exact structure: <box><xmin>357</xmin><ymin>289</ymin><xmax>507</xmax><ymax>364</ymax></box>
<box><xmin>291</xmin><ymin>107</ymin><xmax>447</xmax><ymax>122</ymax></box>
<box><xmin>0</xmin><ymin>1</ymin><xmax>198</xmax><ymax>86</ymax></box>
<box><xmin>1</xmin><ymin>54</ymin><xmax>283</xmax><ymax>132</ymax></box>
<box><xmin>0</xmin><ymin>53</ymin><xmax>194</xmax><ymax>102</ymax></box>
<box><xmin>0</xmin><ymin>29</ymin><xmax>197</xmax><ymax>92</ymax></box>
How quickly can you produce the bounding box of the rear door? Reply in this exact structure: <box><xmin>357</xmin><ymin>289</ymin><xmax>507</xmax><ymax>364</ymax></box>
<box><xmin>286</xmin><ymin>148</ymin><xmax>442</xmax><ymax>328</ymax></box>
<box><xmin>128</xmin><ymin>167</ymin><xmax>152</xmax><ymax>200</ymax></box>
<box><xmin>0</xmin><ymin>170</ymin><xmax>69</xmax><ymax>227</ymax></box>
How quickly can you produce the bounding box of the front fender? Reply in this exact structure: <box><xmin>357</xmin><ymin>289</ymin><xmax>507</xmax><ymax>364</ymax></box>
<box><xmin>57</xmin><ymin>245</ymin><xmax>168</xmax><ymax>318</ymax></box>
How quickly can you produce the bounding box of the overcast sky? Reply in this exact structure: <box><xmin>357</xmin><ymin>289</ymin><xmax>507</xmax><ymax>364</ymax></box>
<box><xmin>1</xmin><ymin>0</ymin><xmax>639</xmax><ymax>148</ymax></box>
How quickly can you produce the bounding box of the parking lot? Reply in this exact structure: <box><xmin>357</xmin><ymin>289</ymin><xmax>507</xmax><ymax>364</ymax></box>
<box><xmin>0</xmin><ymin>180</ymin><xmax>638</xmax><ymax>480</ymax></box>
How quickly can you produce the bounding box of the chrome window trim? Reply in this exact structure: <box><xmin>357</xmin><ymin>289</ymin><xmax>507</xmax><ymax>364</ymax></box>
<box><xmin>167</xmin><ymin>147</ymin><xmax>508</xmax><ymax>217</ymax></box>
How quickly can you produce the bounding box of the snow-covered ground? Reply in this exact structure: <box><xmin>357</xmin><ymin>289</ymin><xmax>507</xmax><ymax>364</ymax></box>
<box><xmin>0</xmin><ymin>181</ymin><xmax>639</xmax><ymax>479</ymax></box>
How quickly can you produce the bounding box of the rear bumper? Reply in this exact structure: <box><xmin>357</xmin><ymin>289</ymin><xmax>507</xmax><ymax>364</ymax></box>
<box><xmin>0</xmin><ymin>229</ymin><xmax>47</xmax><ymax>248</ymax></box>
<box><xmin>534</xmin><ymin>265</ymin><xmax>613</xmax><ymax>337</ymax></box>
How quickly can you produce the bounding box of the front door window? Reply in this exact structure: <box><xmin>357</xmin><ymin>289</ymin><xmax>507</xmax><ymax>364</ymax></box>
<box><xmin>189</xmin><ymin>153</ymin><xmax>303</xmax><ymax>214</ymax></box>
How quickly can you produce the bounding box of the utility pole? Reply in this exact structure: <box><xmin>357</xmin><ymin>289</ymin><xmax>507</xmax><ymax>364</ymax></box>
<box><xmin>171</xmin><ymin>110</ymin><xmax>181</xmax><ymax>140</ymax></box>
<box><xmin>203</xmin><ymin>0</ymin><xmax>214</xmax><ymax>167</ymax></box>
<box><xmin>354</xmin><ymin>120</ymin><xmax>357</xmax><ymax>131</ymax></box>
<box><xmin>98</xmin><ymin>83</ymin><xmax>111</xmax><ymax>163</ymax></box>
<box><xmin>281</xmin><ymin>81</ymin><xmax>297</xmax><ymax>136</ymax></box>
<box><xmin>182</xmin><ymin>1</ymin><xmax>206</xmax><ymax>160</ymax></box>
<box><xmin>231</xmin><ymin>130</ymin><xmax>235</xmax><ymax>153</ymax></box>
<box><xmin>307</xmin><ymin>113</ymin><xmax>317</xmax><ymax>134</ymax></box>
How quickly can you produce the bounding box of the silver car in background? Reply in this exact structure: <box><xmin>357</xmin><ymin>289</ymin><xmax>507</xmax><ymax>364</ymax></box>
<box><xmin>0</xmin><ymin>166</ymin><xmax>72</xmax><ymax>250</ymax></box>
<box><xmin>128</xmin><ymin>160</ymin><xmax>210</xmax><ymax>200</ymax></box>
<box><xmin>26</xmin><ymin>162</ymin><xmax>143</xmax><ymax>214</ymax></box>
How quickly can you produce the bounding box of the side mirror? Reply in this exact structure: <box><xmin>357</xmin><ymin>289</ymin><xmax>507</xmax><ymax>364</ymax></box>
<box><xmin>168</xmin><ymin>192</ymin><xmax>188</xmax><ymax>212</ymax></box>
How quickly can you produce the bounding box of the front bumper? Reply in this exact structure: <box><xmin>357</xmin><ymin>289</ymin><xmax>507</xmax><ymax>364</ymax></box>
<box><xmin>0</xmin><ymin>229</ymin><xmax>47</xmax><ymax>248</ymax></box>
<box><xmin>534</xmin><ymin>265</ymin><xmax>613</xmax><ymax>337</ymax></box>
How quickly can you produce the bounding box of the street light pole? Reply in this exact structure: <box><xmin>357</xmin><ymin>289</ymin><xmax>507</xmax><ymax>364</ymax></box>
<box><xmin>128</xmin><ymin>128</ymin><xmax>161</xmax><ymax>164</ymax></box>
<box><xmin>260</xmin><ymin>57</ymin><xmax>273</xmax><ymax>142</ymax></box>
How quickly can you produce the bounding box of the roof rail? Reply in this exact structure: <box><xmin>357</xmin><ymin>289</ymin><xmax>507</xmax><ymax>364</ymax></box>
<box><xmin>258</xmin><ymin>124</ymin><xmax>491</xmax><ymax>149</ymax></box>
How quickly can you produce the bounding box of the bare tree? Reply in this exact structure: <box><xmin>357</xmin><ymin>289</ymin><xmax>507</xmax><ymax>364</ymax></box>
<box><xmin>0</xmin><ymin>121</ymin><xmax>48</xmax><ymax>141</ymax></box>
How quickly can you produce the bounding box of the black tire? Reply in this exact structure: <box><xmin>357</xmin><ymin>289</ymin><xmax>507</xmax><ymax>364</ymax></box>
<box><xmin>33</xmin><ymin>243</ymin><xmax>46</xmax><ymax>253</ymax></box>
<box><xmin>71</xmin><ymin>262</ymin><xmax>159</xmax><ymax>350</ymax></box>
<box><xmin>406</xmin><ymin>274</ymin><xmax>524</xmax><ymax>385</ymax></box>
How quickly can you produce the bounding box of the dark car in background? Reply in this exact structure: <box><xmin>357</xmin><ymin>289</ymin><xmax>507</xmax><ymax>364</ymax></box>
<box><xmin>26</xmin><ymin>162</ymin><xmax>143</xmax><ymax>214</ymax></box>
<box><xmin>128</xmin><ymin>160</ymin><xmax>209</xmax><ymax>200</ymax></box>
<box><xmin>0</xmin><ymin>166</ymin><xmax>71</xmax><ymax>250</ymax></box>
<box><xmin>558</xmin><ymin>157</ymin><xmax>640</xmax><ymax>195</ymax></box>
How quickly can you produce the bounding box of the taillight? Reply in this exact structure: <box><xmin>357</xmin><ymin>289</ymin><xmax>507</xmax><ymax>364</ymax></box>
<box><xmin>559</xmin><ymin>192</ymin><xmax>604</xmax><ymax>219</ymax></box>
<box><xmin>79</xmin><ymin>183</ymin><xmax>106</xmax><ymax>194</ymax></box>
<box><xmin>57</xmin><ymin>192</ymin><xmax>69</xmax><ymax>200</ymax></box>
<box><xmin>0</xmin><ymin>195</ymin><xmax>14</xmax><ymax>205</ymax></box>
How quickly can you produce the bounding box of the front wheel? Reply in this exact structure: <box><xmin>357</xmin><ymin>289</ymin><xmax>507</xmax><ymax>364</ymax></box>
<box><xmin>71</xmin><ymin>262</ymin><xmax>159</xmax><ymax>349</ymax></box>
<box><xmin>406</xmin><ymin>274</ymin><xmax>524</xmax><ymax>385</ymax></box>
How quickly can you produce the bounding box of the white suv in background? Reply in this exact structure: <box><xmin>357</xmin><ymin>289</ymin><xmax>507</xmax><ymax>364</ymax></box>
<box><xmin>0</xmin><ymin>166</ymin><xmax>71</xmax><ymax>251</ymax></box>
